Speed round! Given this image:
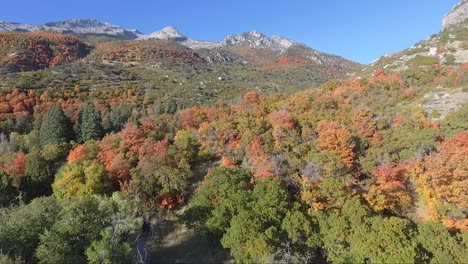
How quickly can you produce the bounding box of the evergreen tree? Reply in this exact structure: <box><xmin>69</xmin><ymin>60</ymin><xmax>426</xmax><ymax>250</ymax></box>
<box><xmin>0</xmin><ymin>171</ymin><xmax>16</xmax><ymax>207</ymax></box>
<box><xmin>79</xmin><ymin>102</ymin><xmax>103</xmax><ymax>142</ymax></box>
<box><xmin>15</xmin><ymin>115</ymin><xmax>33</xmax><ymax>135</ymax></box>
<box><xmin>39</xmin><ymin>105</ymin><xmax>73</xmax><ymax>146</ymax></box>
<box><xmin>103</xmin><ymin>104</ymin><xmax>131</xmax><ymax>133</ymax></box>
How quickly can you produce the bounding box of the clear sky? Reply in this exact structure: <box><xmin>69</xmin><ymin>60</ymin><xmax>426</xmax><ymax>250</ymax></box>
<box><xmin>1</xmin><ymin>0</ymin><xmax>461</xmax><ymax>64</ymax></box>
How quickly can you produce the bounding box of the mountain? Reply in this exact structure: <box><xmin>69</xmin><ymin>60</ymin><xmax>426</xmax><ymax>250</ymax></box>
<box><xmin>0</xmin><ymin>19</ymin><xmax>144</xmax><ymax>39</ymax></box>
<box><xmin>361</xmin><ymin>0</ymin><xmax>468</xmax><ymax>75</ymax></box>
<box><xmin>0</xmin><ymin>19</ymin><xmax>358</xmax><ymax>71</ymax></box>
<box><xmin>143</xmin><ymin>27</ymin><xmax>358</xmax><ymax>74</ymax></box>
<box><xmin>145</xmin><ymin>28</ymin><xmax>298</xmax><ymax>53</ymax></box>
<box><xmin>443</xmin><ymin>0</ymin><xmax>468</xmax><ymax>30</ymax></box>
<box><xmin>144</xmin><ymin>26</ymin><xmax>222</xmax><ymax>49</ymax></box>
<box><xmin>0</xmin><ymin>19</ymin><xmax>360</xmax><ymax>107</ymax></box>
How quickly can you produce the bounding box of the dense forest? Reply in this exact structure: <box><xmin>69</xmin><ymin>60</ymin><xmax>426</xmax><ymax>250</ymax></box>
<box><xmin>0</xmin><ymin>5</ymin><xmax>467</xmax><ymax>263</ymax></box>
<box><xmin>0</xmin><ymin>60</ymin><xmax>466</xmax><ymax>263</ymax></box>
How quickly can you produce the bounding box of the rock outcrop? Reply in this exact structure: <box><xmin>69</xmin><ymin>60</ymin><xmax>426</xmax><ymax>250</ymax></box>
<box><xmin>442</xmin><ymin>0</ymin><xmax>468</xmax><ymax>30</ymax></box>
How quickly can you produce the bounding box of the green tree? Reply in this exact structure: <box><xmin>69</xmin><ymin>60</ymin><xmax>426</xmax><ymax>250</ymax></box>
<box><xmin>103</xmin><ymin>104</ymin><xmax>131</xmax><ymax>133</ymax></box>
<box><xmin>15</xmin><ymin>115</ymin><xmax>33</xmax><ymax>135</ymax></box>
<box><xmin>183</xmin><ymin>168</ymin><xmax>319</xmax><ymax>263</ymax></box>
<box><xmin>79</xmin><ymin>102</ymin><xmax>104</xmax><ymax>142</ymax></box>
<box><xmin>0</xmin><ymin>171</ymin><xmax>17</xmax><ymax>207</ymax></box>
<box><xmin>85</xmin><ymin>195</ymin><xmax>142</xmax><ymax>264</ymax></box>
<box><xmin>36</xmin><ymin>195</ymin><xmax>142</xmax><ymax>264</ymax></box>
<box><xmin>0</xmin><ymin>197</ymin><xmax>60</xmax><ymax>262</ymax></box>
<box><xmin>317</xmin><ymin>197</ymin><xmax>421</xmax><ymax>263</ymax></box>
<box><xmin>0</xmin><ymin>253</ymin><xmax>24</xmax><ymax>264</ymax></box>
<box><xmin>39</xmin><ymin>104</ymin><xmax>73</xmax><ymax>146</ymax></box>
<box><xmin>416</xmin><ymin>221</ymin><xmax>468</xmax><ymax>264</ymax></box>
<box><xmin>21</xmin><ymin>150</ymin><xmax>54</xmax><ymax>201</ymax></box>
<box><xmin>36</xmin><ymin>197</ymin><xmax>106</xmax><ymax>264</ymax></box>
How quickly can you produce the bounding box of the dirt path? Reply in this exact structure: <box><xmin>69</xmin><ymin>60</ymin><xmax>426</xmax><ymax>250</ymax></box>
<box><xmin>144</xmin><ymin>159</ymin><xmax>233</xmax><ymax>264</ymax></box>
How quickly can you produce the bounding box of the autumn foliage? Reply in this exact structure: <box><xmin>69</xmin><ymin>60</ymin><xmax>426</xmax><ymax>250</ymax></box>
<box><xmin>365</xmin><ymin>162</ymin><xmax>413</xmax><ymax>216</ymax></box>
<box><xmin>414</xmin><ymin>131</ymin><xmax>468</xmax><ymax>230</ymax></box>
<box><xmin>316</xmin><ymin>121</ymin><xmax>355</xmax><ymax>168</ymax></box>
<box><xmin>0</xmin><ymin>31</ymin><xmax>90</xmax><ymax>72</ymax></box>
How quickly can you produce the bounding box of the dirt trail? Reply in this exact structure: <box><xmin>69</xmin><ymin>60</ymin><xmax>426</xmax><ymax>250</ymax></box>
<box><xmin>144</xmin><ymin>159</ymin><xmax>233</xmax><ymax>264</ymax></box>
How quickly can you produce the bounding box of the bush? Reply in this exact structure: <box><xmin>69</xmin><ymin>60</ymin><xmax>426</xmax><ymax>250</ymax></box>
<box><xmin>408</xmin><ymin>56</ymin><xmax>439</xmax><ymax>67</ymax></box>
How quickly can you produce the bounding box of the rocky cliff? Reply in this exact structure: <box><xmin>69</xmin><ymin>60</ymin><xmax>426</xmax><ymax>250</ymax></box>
<box><xmin>442</xmin><ymin>0</ymin><xmax>468</xmax><ymax>30</ymax></box>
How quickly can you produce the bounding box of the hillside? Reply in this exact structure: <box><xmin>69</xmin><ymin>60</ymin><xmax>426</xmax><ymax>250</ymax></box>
<box><xmin>0</xmin><ymin>31</ymin><xmax>90</xmax><ymax>73</ymax></box>
<box><xmin>0</xmin><ymin>30</ymin><xmax>360</xmax><ymax>108</ymax></box>
<box><xmin>443</xmin><ymin>0</ymin><xmax>468</xmax><ymax>30</ymax></box>
<box><xmin>0</xmin><ymin>59</ymin><xmax>466</xmax><ymax>263</ymax></box>
<box><xmin>362</xmin><ymin>4</ymin><xmax>468</xmax><ymax>76</ymax></box>
<box><xmin>0</xmin><ymin>1</ymin><xmax>466</xmax><ymax>264</ymax></box>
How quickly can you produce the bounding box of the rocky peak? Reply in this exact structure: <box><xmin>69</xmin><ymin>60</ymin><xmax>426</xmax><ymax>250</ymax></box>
<box><xmin>148</xmin><ymin>26</ymin><xmax>188</xmax><ymax>41</ymax></box>
<box><xmin>442</xmin><ymin>0</ymin><xmax>468</xmax><ymax>30</ymax></box>
<box><xmin>0</xmin><ymin>19</ymin><xmax>143</xmax><ymax>39</ymax></box>
<box><xmin>44</xmin><ymin>18</ymin><xmax>103</xmax><ymax>27</ymax></box>
<box><xmin>222</xmin><ymin>30</ymin><xmax>298</xmax><ymax>52</ymax></box>
<box><xmin>0</xmin><ymin>21</ymin><xmax>42</xmax><ymax>32</ymax></box>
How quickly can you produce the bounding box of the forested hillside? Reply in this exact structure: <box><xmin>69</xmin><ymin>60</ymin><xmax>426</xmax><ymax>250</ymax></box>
<box><xmin>0</xmin><ymin>2</ymin><xmax>467</xmax><ymax>263</ymax></box>
<box><xmin>0</xmin><ymin>60</ymin><xmax>466</xmax><ymax>262</ymax></box>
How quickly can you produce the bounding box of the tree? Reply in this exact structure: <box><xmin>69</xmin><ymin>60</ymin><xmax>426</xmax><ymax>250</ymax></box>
<box><xmin>414</xmin><ymin>131</ymin><xmax>468</xmax><ymax>230</ymax></box>
<box><xmin>103</xmin><ymin>104</ymin><xmax>131</xmax><ymax>133</ymax></box>
<box><xmin>79</xmin><ymin>102</ymin><xmax>103</xmax><ymax>142</ymax></box>
<box><xmin>36</xmin><ymin>197</ymin><xmax>106</xmax><ymax>264</ymax></box>
<box><xmin>39</xmin><ymin>104</ymin><xmax>73</xmax><ymax>146</ymax></box>
<box><xmin>22</xmin><ymin>150</ymin><xmax>53</xmax><ymax>200</ymax></box>
<box><xmin>36</xmin><ymin>195</ymin><xmax>142</xmax><ymax>264</ymax></box>
<box><xmin>317</xmin><ymin>197</ymin><xmax>420</xmax><ymax>263</ymax></box>
<box><xmin>365</xmin><ymin>162</ymin><xmax>413</xmax><ymax>216</ymax></box>
<box><xmin>85</xmin><ymin>195</ymin><xmax>142</xmax><ymax>264</ymax></box>
<box><xmin>52</xmin><ymin>162</ymin><xmax>112</xmax><ymax>199</ymax></box>
<box><xmin>0</xmin><ymin>197</ymin><xmax>60</xmax><ymax>262</ymax></box>
<box><xmin>0</xmin><ymin>171</ymin><xmax>16</xmax><ymax>207</ymax></box>
<box><xmin>416</xmin><ymin>221</ymin><xmax>468</xmax><ymax>263</ymax></box>
<box><xmin>183</xmin><ymin>168</ymin><xmax>320</xmax><ymax>263</ymax></box>
<box><xmin>0</xmin><ymin>253</ymin><xmax>24</xmax><ymax>264</ymax></box>
<box><xmin>15</xmin><ymin>115</ymin><xmax>33</xmax><ymax>135</ymax></box>
<box><xmin>316</xmin><ymin>121</ymin><xmax>355</xmax><ymax>169</ymax></box>
<box><xmin>3</xmin><ymin>152</ymin><xmax>26</xmax><ymax>188</ymax></box>
<box><xmin>172</xmin><ymin>129</ymin><xmax>200</xmax><ymax>162</ymax></box>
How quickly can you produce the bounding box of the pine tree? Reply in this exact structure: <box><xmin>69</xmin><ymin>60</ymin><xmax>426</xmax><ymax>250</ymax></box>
<box><xmin>79</xmin><ymin>102</ymin><xmax>103</xmax><ymax>142</ymax></box>
<box><xmin>39</xmin><ymin>104</ymin><xmax>73</xmax><ymax>146</ymax></box>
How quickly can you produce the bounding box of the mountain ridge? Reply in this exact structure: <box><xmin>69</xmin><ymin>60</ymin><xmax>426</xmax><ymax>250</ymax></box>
<box><xmin>0</xmin><ymin>19</ymin><xmax>325</xmax><ymax>56</ymax></box>
<box><xmin>0</xmin><ymin>19</ymin><xmax>144</xmax><ymax>39</ymax></box>
<box><xmin>143</xmin><ymin>27</ymin><xmax>301</xmax><ymax>52</ymax></box>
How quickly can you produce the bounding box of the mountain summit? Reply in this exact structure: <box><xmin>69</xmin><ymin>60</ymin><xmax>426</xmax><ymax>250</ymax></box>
<box><xmin>222</xmin><ymin>30</ymin><xmax>297</xmax><ymax>52</ymax></box>
<box><xmin>147</xmin><ymin>26</ymin><xmax>188</xmax><ymax>41</ymax></box>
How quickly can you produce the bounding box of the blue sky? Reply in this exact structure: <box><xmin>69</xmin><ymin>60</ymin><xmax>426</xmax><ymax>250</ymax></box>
<box><xmin>1</xmin><ymin>0</ymin><xmax>460</xmax><ymax>64</ymax></box>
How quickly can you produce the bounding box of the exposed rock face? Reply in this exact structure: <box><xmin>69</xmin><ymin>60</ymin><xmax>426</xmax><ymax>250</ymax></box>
<box><xmin>0</xmin><ymin>21</ymin><xmax>42</xmax><ymax>32</ymax></box>
<box><xmin>144</xmin><ymin>27</ymin><xmax>222</xmax><ymax>49</ymax></box>
<box><xmin>222</xmin><ymin>30</ymin><xmax>297</xmax><ymax>53</ymax></box>
<box><xmin>147</xmin><ymin>26</ymin><xmax>188</xmax><ymax>41</ymax></box>
<box><xmin>0</xmin><ymin>19</ymin><xmax>144</xmax><ymax>39</ymax></box>
<box><xmin>443</xmin><ymin>0</ymin><xmax>468</xmax><ymax>30</ymax></box>
<box><xmin>146</xmin><ymin>28</ymin><xmax>299</xmax><ymax>52</ymax></box>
